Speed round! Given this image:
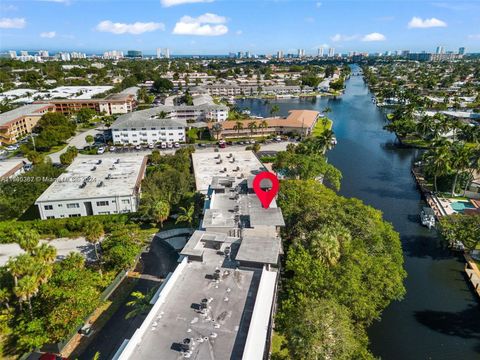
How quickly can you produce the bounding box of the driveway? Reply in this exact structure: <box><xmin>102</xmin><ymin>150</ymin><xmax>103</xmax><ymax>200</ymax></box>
<box><xmin>0</xmin><ymin>237</ymin><xmax>98</xmax><ymax>266</ymax></box>
<box><xmin>48</xmin><ymin>128</ymin><xmax>102</xmax><ymax>163</ymax></box>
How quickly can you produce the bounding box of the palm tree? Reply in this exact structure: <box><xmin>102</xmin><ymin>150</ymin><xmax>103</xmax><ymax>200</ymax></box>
<box><xmin>0</xmin><ymin>288</ymin><xmax>11</xmax><ymax>310</ymax></box>
<box><xmin>318</xmin><ymin>130</ymin><xmax>335</xmax><ymax>153</ymax></box>
<box><xmin>33</xmin><ymin>243</ymin><xmax>57</xmax><ymax>264</ymax></box>
<box><xmin>270</xmin><ymin>104</ymin><xmax>280</xmax><ymax>117</ymax></box>
<box><xmin>176</xmin><ymin>204</ymin><xmax>195</xmax><ymax>229</ymax></box>
<box><xmin>17</xmin><ymin>229</ymin><xmax>40</xmax><ymax>254</ymax></box>
<box><xmin>125</xmin><ymin>289</ymin><xmax>155</xmax><ymax>320</ymax></box>
<box><xmin>247</xmin><ymin>121</ymin><xmax>257</xmax><ymax>138</ymax></box>
<box><xmin>211</xmin><ymin>122</ymin><xmax>223</xmax><ymax>141</ymax></box>
<box><xmin>85</xmin><ymin>221</ymin><xmax>104</xmax><ymax>261</ymax></box>
<box><xmin>7</xmin><ymin>253</ymin><xmax>34</xmax><ymax>288</ymax></box>
<box><xmin>423</xmin><ymin>143</ymin><xmax>451</xmax><ymax>193</ymax></box>
<box><xmin>322</xmin><ymin>106</ymin><xmax>332</xmax><ymax>116</ymax></box>
<box><xmin>259</xmin><ymin>120</ymin><xmax>268</xmax><ymax>135</ymax></box>
<box><xmin>153</xmin><ymin>200</ymin><xmax>170</xmax><ymax>228</ymax></box>
<box><xmin>449</xmin><ymin>144</ymin><xmax>472</xmax><ymax>196</ymax></box>
<box><xmin>233</xmin><ymin>120</ymin><xmax>244</xmax><ymax>137</ymax></box>
<box><xmin>14</xmin><ymin>274</ymin><xmax>38</xmax><ymax>316</ymax></box>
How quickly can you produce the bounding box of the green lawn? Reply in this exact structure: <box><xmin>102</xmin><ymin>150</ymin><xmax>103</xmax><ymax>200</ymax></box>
<box><xmin>312</xmin><ymin>117</ymin><xmax>333</xmax><ymax>137</ymax></box>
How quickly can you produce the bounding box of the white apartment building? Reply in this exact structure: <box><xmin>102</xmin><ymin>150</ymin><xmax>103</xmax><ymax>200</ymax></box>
<box><xmin>111</xmin><ymin>112</ymin><xmax>187</xmax><ymax>145</ymax></box>
<box><xmin>35</xmin><ymin>155</ymin><xmax>147</xmax><ymax>220</ymax></box>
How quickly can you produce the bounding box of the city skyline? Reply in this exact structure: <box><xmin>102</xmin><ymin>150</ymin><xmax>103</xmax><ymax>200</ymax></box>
<box><xmin>0</xmin><ymin>0</ymin><xmax>479</xmax><ymax>54</ymax></box>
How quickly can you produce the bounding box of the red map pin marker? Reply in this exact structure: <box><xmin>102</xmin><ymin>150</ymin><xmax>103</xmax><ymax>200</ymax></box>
<box><xmin>253</xmin><ymin>171</ymin><xmax>279</xmax><ymax>209</ymax></box>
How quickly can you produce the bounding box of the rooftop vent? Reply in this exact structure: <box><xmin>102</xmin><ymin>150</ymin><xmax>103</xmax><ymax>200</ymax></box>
<box><xmin>106</xmin><ymin>174</ymin><xmax>111</xmax><ymax>180</ymax></box>
<box><xmin>91</xmin><ymin>166</ymin><xmax>96</xmax><ymax>171</ymax></box>
<box><xmin>97</xmin><ymin>160</ymin><xmax>102</xmax><ymax>165</ymax></box>
<box><xmin>181</xmin><ymin>338</ymin><xmax>191</xmax><ymax>352</ymax></box>
<box><xmin>115</xmin><ymin>158</ymin><xmax>120</xmax><ymax>164</ymax></box>
<box><xmin>97</xmin><ymin>181</ymin><xmax>104</xmax><ymax>187</ymax></box>
<box><xmin>79</xmin><ymin>181</ymin><xmax>87</xmax><ymax>189</ymax></box>
<box><xmin>213</xmin><ymin>269</ymin><xmax>221</xmax><ymax>280</ymax></box>
<box><xmin>110</xmin><ymin>165</ymin><xmax>116</xmax><ymax>170</ymax></box>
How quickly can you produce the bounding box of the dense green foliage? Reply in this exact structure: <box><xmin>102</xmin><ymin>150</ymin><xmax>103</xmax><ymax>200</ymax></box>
<box><xmin>439</xmin><ymin>213</ymin><xmax>480</xmax><ymax>251</ymax></box>
<box><xmin>0</xmin><ymin>161</ymin><xmax>64</xmax><ymax>221</ymax></box>
<box><xmin>139</xmin><ymin>147</ymin><xmax>201</xmax><ymax>225</ymax></box>
<box><xmin>31</xmin><ymin>113</ymin><xmax>76</xmax><ymax>151</ymax></box>
<box><xmin>276</xmin><ymin>180</ymin><xmax>406</xmax><ymax>359</ymax></box>
<box><xmin>59</xmin><ymin>146</ymin><xmax>78</xmax><ymax>165</ymax></box>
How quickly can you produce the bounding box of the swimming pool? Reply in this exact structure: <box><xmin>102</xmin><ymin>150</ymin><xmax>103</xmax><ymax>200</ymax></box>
<box><xmin>451</xmin><ymin>201</ymin><xmax>475</xmax><ymax>213</ymax></box>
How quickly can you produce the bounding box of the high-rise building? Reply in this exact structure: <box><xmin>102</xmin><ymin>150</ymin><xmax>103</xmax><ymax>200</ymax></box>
<box><xmin>317</xmin><ymin>48</ymin><xmax>324</xmax><ymax>57</ymax></box>
<box><xmin>164</xmin><ymin>48</ymin><xmax>170</xmax><ymax>59</ymax></box>
<box><xmin>103</xmin><ymin>50</ymin><xmax>123</xmax><ymax>60</ymax></box>
<box><xmin>156</xmin><ymin>48</ymin><xmax>162</xmax><ymax>59</ymax></box>
<box><xmin>20</xmin><ymin>51</ymin><xmax>29</xmax><ymax>57</ymax></box>
<box><xmin>237</xmin><ymin>51</ymin><xmax>244</xmax><ymax>58</ymax></box>
<box><xmin>245</xmin><ymin>51</ymin><xmax>251</xmax><ymax>58</ymax></box>
<box><xmin>297</xmin><ymin>49</ymin><xmax>305</xmax><ymax>58</ymax></box>
<box><xmin>59</xmin><ymin>52</ymin><xmax>71</xmax><ymax>61</ymax></box>
<box><xmin>8</xmin><ymin>51</ymin><xmax>17</xmax><ymax>59</ymax></box>
<box><xmin>277</xmin><ymin>50</ymin><xmax>284</xmax><ymax>59</ymax></box>
<box><xmin>127</xmin><ymin>50</ymin><xmax>142</xmax><ymax>58</ymax></box>
<box><xmin>458</xmin><ymin>47</ymin><xmax>466</xmax><ymax>55</ymax></box>
<box><xmin>70</xmin><ymin>52</ymin><xmax>86</xmax><ymax>59</ymax></box>
<box><xmin>328</xmin><ymin>48</ymin><xmax>335</xmax><ymax>57</ymax></box>
<box><xmin>436</xmin><ymin>46</ymin><xmax>445</xmax><ymax>54</ymax></box>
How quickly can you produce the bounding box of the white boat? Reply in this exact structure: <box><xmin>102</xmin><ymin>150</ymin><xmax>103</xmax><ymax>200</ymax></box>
<box><xmin>420</xmin><ymin>207</ymin><xmax>435</xmax><ymax>229</ymax></box>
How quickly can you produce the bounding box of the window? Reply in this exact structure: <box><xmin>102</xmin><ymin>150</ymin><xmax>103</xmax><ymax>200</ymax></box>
<box><xmin>46</xmin><ymin>216</ymin><xmax>55</xmax><ymax>219</ymax></box>
<box><xmin>96</xmin><ymin>201</ymin><xmax>109</xmax><ymax>206</ymax></box>
<box><xmin>68</xmin><ymin>214</ymin><xmax>81</xmax><ymax>217</ymax></box>
<box><xmin>122</xmin><ymin>199</ymin><xmax>130</xmax><ymax>204</ymax></box>
<box><xmin>67</xmin><ymin>203</ymin><xmax>79</xmax><ymax>208</ymax></box>
<box><xmin>44</xmin><ymin>205</ymin><xmax>53</xmax><ymax>210</ymax></box>
<box><xmin>98</xmin><ymin>211</ymin><xmax>110</xmax><ymax>215</ymax></box>
<box><xmin>58</xmin><ymin>204</ymin><xmax>62</xmax><ymax>207</ymax></box>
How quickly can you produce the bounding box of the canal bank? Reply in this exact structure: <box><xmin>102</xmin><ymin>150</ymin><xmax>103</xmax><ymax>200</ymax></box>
<box><xmin>236</xmin><ymin>67</ymin><xmax>480</xmax><ymax>359</ymax></box>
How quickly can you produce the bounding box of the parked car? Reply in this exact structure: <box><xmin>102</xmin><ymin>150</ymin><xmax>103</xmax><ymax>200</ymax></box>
<box><xmin>109</xmin><ymin>146</ymin><xmax>116</xmax><ymax>152</ymax></box>
<box><xmin>97</xmin><ymin>147</ymin><xmax>105</xmax><ymax>154</ymax></box>
<box><xmin>6</xmin><ymin>144</ymin><xmax>19</xmax><ymax>151</ymax></box>
<box><xmin>275</xmin><ymin>136</ymin><xmax>282</xmax><ymax>142</ymax></box>
<box><xmin>160</xmin><ymin>142</ymin><xmax>167</xmax><ymax>149</ymax></box>
<box><xmin>167</xmin><ymin>142</ymin><xmax>173</xmax><ymax>149</ymax></box>
<box><xmin>174</xmin><ymin>142</ymin><xmax>180</xmax><ymax>148</ymax></box>
<box><xmin>135</xmin><ymin>145</ymin><xmax>142</xmax><ymax>150</ymax></box>
<box><xmin>148</xmin><ymin>143</ymin><xmax>155</xmax><ymax>149</ymax></box>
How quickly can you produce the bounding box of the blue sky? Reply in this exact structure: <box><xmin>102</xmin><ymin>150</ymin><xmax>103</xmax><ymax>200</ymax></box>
<box><xmin>1</xmin><ymin>0</ymin><xmax>479</xmax><ymax>54</ymax></box>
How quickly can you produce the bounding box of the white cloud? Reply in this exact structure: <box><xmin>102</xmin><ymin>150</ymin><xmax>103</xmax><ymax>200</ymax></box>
<box><xmin>161</xmin><ymin>0</ymin><xmax>213</xmax><ymax>7</ymax></box>
<box><xmin>468</xmin><ymin>34</ymin><xmax>480</xmax><ymax>40</ymax></box>
<box><xmin>173</xmin><ymin>13</ymin><xmax>228</xmax><ymax>36</ymax></box>
<box><xmin>331</xmin><ymin>33</ymin><xmax>358</xmax><ymax>42</ymax></box>
<box><xmin>407</xmin><ymin>16</ymin><xmax>447</xmax><ymax>28</ymax></box>
<box><xmin>96</xmin><ymin>20</ymin><xmax>165</xmax><ymax>35</ymax></box>
<box><xmin>40</xmin><ymin>31</ymin><xmax>56</xmax><ymax>38</ymax></box>
<box><xmin>0</xmin><ymin>17</ymin><xmax>26</xmax><ymax>29</ymax></box>
<box><xmin>362</xmin><ymin>32</ymin><xmax>386</xmax><ymax>41</ymax></box>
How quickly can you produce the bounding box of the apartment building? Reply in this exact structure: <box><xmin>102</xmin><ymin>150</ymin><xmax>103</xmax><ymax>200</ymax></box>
<box><xmin>192</xmin><ymin>84</ymin><xmax>314</xmax><ymax>97</ymax></box>
<box><xmin>35</xmin><ymin>93</ymin><xmax>136</xmax><ymax>116</ymax></box>
<box><xmin>35</xmin><ymin>155</ymin><xmax>147</xmax><ymax>219</ymax></box>
<box><xmin>209</xmin><ymin>109</ymin><xmax>320</xmax><ymax>139</ymax></box>
<box><xmin>0</xmin><ymin>103</ymin><xmax>54</xmax><ymax>145</ymax></box>
<box><xmin>111</xmin><ymin>112</ymin><xmax>187</xmax><ymax>145</ymax></box>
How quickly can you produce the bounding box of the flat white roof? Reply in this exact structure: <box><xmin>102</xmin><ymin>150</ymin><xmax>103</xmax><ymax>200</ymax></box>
<box><xmin>191</xmin><ymin>151</ymin><xmax>266</xmax><ymax>193</ymax></box>
<box><xmin>0</xmin><ymin>159</ymin><xmax>25</xmax><ymax>178</ymax></box>
<box><xmin>35</xmin><ymin>154</ymin><xmax>146</xmax><ymax>203</ymax></box>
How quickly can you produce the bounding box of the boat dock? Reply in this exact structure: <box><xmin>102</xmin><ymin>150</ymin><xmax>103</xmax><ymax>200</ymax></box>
<box><xmin>464</xmin><ymin>254</ymin><xmax>480</xmax><ymax>299</ymax></box>
<box><xmin>411</xmin><ymin>167</ymin><xmax>446</xmax><ymax>219</ymax></box>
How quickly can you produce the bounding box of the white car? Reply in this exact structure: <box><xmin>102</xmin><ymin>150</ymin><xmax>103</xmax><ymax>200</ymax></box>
<box><xmin>174</xmin><ymin>142</ymin><xmax>180</xmax><ymax>148</ymax></box>
<box><xmin>160</xmin><ymin>142</ymin><xmax>167</xmax><ymax>149</ymax></box>
<box><xmin>97</xmin><ymin>147</ymin><xmax>105</xmax><ymax>154</ymax></box>
<box><xmin>167</xmin><ymin>142</ymin><xmax>173</xmax><ymax>149</ymax></box>
<box><xmin>148</xmin><ymin>143</ymin><xmax>155</xmax><ymax>149</ymax></box>
<box><xmin>135</xmin><ymin>145</ymin><xmax>142</xmax><ymax>150</ymax></box>
<box><xmin>109</xmin><ymin>146</ymin><xmax>116</xmax><ymax>152</ymax></box>
<box><xmin>6</xmin><ymin>145</ymin><xmax>19</xmax><ymax>151</ymax></box>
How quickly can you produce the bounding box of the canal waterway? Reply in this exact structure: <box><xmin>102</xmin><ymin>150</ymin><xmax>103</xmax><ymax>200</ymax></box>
<box><xmin>236</xmin><ymin>69</ymin><xmax>480</xmax><ymax>359</ymax></box>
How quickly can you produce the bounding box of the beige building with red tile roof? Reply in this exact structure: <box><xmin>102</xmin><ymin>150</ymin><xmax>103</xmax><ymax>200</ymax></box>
<box><xmin>209</xmin><ymin>109</ymin><xmax>320</xmax><ymax>139</ymax></box>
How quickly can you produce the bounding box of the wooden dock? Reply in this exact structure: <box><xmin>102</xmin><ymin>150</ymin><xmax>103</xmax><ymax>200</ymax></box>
<box><xmin>464</xmin><ymin>254</ymin><xmax>480</xmax><ymax>299</ymax></box>
<box><xmin>411</xmin><ymin>167</ymin><xmax>446</xmax><ymax>219</ymax></box>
